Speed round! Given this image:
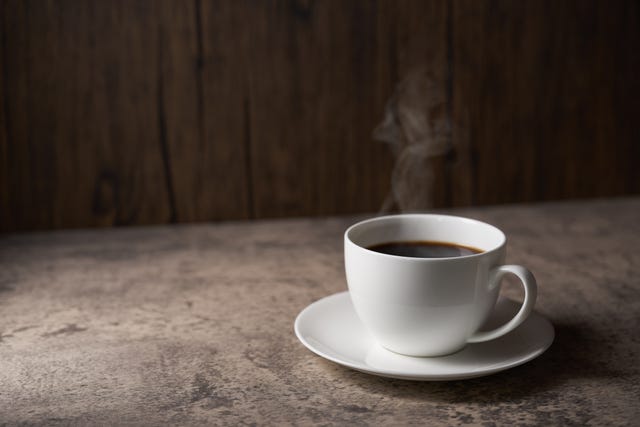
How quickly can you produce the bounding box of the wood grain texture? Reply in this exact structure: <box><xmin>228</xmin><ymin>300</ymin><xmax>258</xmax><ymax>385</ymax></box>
<box><xmin>0</xmin><ymin>2</ymin><xmax>8</xmax><ymax>228</ymax></box>
<box><xmin>169</xmin><ymin>0</ymin><xmax>251</xmax><ymax>222</ymax></box>
<box><xmin>1</xmin><ymin>0</ymin><xmax>173</xmax><ymax>231</ymax></box>
<box><xmin>371</xmin><ymin>1</ymin><xmax>453</xmax><ymax>211</ymax></box>
<box><xmin>243</xmin><ymin>0</ymin><xmax>450</xmax><ymax>218</ymax></box>
<box><xmin>452</xmin><ymin>0</ymin><xmax>640</xmax><ymax>205</ymax></box>
<box><xmin>244</xmin><ymin>1</ymin><xmax>393</xmax><ymax>218</ymax></box>
<box><xmin>1</xmin><ymin>0</ymin><xmax>639</xmax><ymax>231</ymax></box>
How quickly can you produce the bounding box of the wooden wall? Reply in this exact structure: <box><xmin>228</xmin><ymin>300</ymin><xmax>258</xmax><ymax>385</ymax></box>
<box><xmin>1</xmin><ymin>0</ymin><xmax>638</xmax><ymax>231</ymax></box>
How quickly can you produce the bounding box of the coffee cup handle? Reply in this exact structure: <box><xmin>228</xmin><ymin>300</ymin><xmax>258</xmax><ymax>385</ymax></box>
<box><xmin>467</xmin><ymin>265</ymin><xmax>538</xmax><ymax>343</ymax></box>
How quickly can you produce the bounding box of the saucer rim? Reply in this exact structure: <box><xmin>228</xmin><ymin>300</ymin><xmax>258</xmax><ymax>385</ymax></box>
<box><xmin>294</xmin><ymin>291</ymin><xmax>555</xmax><ymax>381</ymax></box>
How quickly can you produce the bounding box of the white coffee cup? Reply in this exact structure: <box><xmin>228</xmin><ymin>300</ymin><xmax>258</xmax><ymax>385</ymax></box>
<box><xmin>344</xmin><ymin>214</ymin><xmax>537</xmax><ymax>357</ymax></box>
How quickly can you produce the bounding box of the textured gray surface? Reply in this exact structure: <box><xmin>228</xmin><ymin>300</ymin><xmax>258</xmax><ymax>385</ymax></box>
<box><xmin>1</xmin><ymin>198</ymin><xmax>639</xmax><ymax>425</ymax></box>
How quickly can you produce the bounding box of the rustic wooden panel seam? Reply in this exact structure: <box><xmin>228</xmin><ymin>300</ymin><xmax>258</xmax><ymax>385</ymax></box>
<box><xmin>0</xmin><ymin>0</ymin><xmax>8</xmax><ymax>231</ymax></box>
<box><xmin>444</xmin><ymin>0</ymin><xmax>455</xmax><ymax>208</ymax></box>
<box><xmin>243</xmin><ymin>96</ymin><xmax>255</xmax><ymax>219</ymax></box>
<box><xmin>157</xmin><ymin>22</ymin><xmax>178</xmax><ymax>223</ymax></box>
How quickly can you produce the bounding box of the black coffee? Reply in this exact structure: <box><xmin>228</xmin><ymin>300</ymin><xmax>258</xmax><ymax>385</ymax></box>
<box><xmin>367</xmin><ymin>241</ymin><xmax>483</xmax><ymax>258</ymax></box>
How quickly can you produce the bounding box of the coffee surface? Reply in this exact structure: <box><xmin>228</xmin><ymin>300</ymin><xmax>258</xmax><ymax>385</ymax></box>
<box><xmin>367</xmin><ymin>241</ymin><xmax>483</xmax><ymax>258</ymax></box>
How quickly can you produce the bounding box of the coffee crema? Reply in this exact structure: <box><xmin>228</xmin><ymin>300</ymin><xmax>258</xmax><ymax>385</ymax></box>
<box><xmin>367</xmin><ymin>240</ymin><xmax>483</xmax><ymax>258</ymax></box>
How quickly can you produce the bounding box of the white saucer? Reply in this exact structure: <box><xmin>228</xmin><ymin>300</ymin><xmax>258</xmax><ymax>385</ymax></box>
<box><xmin>294</xmin><ymin>292</ymin><xmax>554</xmax><ymax>381</ymax></box>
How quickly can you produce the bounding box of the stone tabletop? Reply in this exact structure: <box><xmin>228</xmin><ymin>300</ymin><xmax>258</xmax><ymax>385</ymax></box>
<box><xmin>1</xmin><ymin>198</ymin><xmax>639</xmax><ymax>425</ymax></box>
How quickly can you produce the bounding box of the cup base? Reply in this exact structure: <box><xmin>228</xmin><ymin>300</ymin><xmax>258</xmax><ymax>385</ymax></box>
<box><xmin>380</xmin><ymin>343</ymin><xmax>467</xmax><ymax>358</ymax></box>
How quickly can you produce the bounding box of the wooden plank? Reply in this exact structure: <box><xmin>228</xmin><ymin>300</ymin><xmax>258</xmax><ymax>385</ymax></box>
<box><xmin>1</xmin><ymin>0</ymin><xmax>33</xmax><ymax>232</ymax></box>
<box><xmin>452</xmin><ymin>0</ymin><xmax>640</xmax><ymax>206</ymax></box>
<box><xmin>241</xmin><ymin>1</ymin><xmax>390</xmax><ymax>218</ymax></box>
<box><xmin>239</xmin><ymin>0</ymin><xmax>451</xmax><ymax>217</ymax></box>
<box><xmin>1</xmin><ymin>0</ymin><xmax>172</xmax><ymax>231</ymax></box>
<box><xmin>170</xmin><ymin>0</ymin><xmax>250</xmax><ymax>221</ymax></box>
<box><xmin>3</xmin><ymin>0</ymin><xmax>638</xmax><ymax>231</ymax></box>
<box><xmin>378</xmin><ymin>0</ymin><xmax>452</xmax><ymax>210</ymax></box>
<box><xmin>0</xmin><ymin>0</ymin><xmax>10</xmax><ymax>230</ymax></box>
<box><xmin>592</xmin><ymin>0</ymin><xmax>640</xmax><ymax>197</ymax></box>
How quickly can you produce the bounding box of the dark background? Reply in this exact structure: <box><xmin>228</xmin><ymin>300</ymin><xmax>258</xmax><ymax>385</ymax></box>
<box><xmin>1</xmin><ymin>0</ymin><xmax>638</xmax><ymax>232</ymax></box>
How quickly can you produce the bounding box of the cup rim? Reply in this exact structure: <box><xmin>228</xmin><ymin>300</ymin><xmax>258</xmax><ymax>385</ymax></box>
<box><xmin>344</xmin><ymin>213</ymin><xmax>506</xmax><ymax>262</ymax></box>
